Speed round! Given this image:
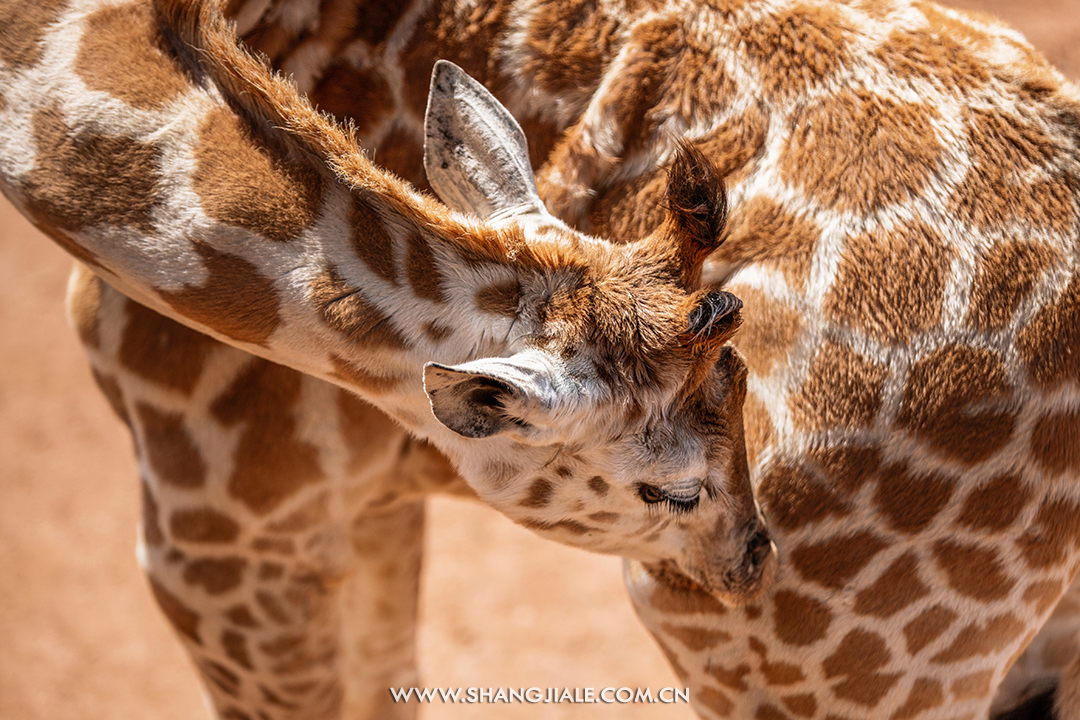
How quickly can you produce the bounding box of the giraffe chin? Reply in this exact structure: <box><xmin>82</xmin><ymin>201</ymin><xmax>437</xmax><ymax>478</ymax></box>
<box><xmin>638</xmin><ymin>537</ymin><xmax>779</xmax><ymax>609</ymax></box>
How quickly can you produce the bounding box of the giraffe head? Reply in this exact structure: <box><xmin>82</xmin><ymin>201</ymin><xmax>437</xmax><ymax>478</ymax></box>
<box><xmin>422</xmin><ymin>61</ymin><xmax>776</xmax><ymax>605</ymax></box>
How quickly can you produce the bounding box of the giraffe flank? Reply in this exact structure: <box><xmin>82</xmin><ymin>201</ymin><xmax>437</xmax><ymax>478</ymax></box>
<box><xmin>206</xmin><ymin>0</ymin><xmax>1080</xmax><ymax>718</ymax></box>
<box><xmin>0</xmin><ymin>0</ymin><xmax>779</xmax><ymax>717</ymax></box>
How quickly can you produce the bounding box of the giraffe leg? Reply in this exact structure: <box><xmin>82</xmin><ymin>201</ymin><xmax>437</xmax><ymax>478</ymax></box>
<box><xmin>71</xmin><ymin>265</ymin><xmax>422</xmax><ymax>719</ymax></box>
<box><xmin>340</xmin><ymin>500</ymin><xmax>425</xmax><ymax>719</ymax></box>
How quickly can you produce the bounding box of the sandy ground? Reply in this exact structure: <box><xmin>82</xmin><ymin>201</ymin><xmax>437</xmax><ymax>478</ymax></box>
<box><xmin>1</xmin><ymin>4</ymin><xmax>1079</xmax><ymax>719</ymax></box>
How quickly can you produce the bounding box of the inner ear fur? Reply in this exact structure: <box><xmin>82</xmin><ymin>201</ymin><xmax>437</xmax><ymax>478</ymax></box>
<box><xmin>684</xmin><ymin>288</ymin><xmax>743</xmax><ymax>344</ymax></box>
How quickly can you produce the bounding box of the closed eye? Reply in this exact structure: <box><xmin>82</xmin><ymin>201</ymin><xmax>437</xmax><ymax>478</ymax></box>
<box><xmin>638</xmin><ymin>483</ymin><xmax>701</xmax><ymax>515</ymax></box>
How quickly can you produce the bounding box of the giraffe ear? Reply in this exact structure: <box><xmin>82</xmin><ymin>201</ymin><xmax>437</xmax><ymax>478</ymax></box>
<box><xmin>424</xmin><ymin>60</ymin><xmax>551</xmax><ymax>222</ymax></box>
<box><xmin>423</xmin><ymin>351</ymin><xmax>572</xmax><ymax>441</ymax></box>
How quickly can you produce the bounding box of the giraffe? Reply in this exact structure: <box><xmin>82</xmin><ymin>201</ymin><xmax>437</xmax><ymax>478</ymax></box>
<box><xmin>203</xmin><ymin>0</ymin><xmax>1080</xmax><ymax>717</ymax></box>
<box><xmin>5</xmin><ymin>0</ymin><xmax>1080</xmax><ymax>718</ymax></box>
<box><xmin>0</xmin><ymin>0</ymin><xmax>778</xmax><ymax>717</ymax></box>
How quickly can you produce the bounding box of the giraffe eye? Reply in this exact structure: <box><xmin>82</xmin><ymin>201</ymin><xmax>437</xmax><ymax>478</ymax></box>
<box><xmin>637</xmin><ymin>484</ymin><xmax>701</xmax><ymax>514</ymax></box>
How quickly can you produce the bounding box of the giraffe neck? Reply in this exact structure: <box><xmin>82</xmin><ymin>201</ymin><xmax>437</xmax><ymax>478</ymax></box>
<box><xmin>0</xmin><ymin>0</ymin><xmax>585</xmax><ymax>470</ymax></box>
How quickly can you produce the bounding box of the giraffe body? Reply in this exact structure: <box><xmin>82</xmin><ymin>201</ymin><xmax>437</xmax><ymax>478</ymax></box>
<box><xmin>0</xmin><ymin>0</ymin><xmax>778</xmax><ymax>717</ymax></box>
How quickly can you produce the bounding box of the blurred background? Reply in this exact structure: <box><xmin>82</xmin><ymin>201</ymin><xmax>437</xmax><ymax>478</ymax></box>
<box><xmin>1</xmin><ymin>2</ymin><xmax>1078</xmax><ymax>718</ymax></box>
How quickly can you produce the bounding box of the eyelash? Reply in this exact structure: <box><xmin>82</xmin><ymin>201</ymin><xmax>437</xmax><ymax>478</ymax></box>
<box><xmin>638</xmin><ymin>484</ymin><xmax>701</xmax><ymax>515</ymax></box>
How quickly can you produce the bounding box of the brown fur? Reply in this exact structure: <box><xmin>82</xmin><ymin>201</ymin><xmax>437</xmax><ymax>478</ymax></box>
<box><xmin>771</xmin><ymin>590</ymin><xmax>832</xmax><ymax>646</ymax></box>
<box><xmin>210</xmin><ymin>360</ymin><xmax>324</xmax><ymax>514</ymax></box>
<box><xmin>930</xmin><ymin>613</ymin><xmax>1027</xmax><ymax>664</ymax></box>
<box><xmin>932</xmin><ymin>539</ymin><xmax>1016</xmax><ymax>602</ymax></box>
<box><xmin>790</xmin><ymin>531</ymin><xmax>889</xmax><ymax>590</ymax></box>
<box><xmin>120</xmin><ymin>297</ymin><xmax>212</xmax><ymax>394</ymax></box>
<box><xmin>160</xmin><ymin>241</ymin><xmax>283</xmax><ymax>346</ymax></box>
<box><xmin>781</xmin><ymin>89</ymin><xmax>944</xmax><ymax>214</ymax></box>
<box><xmin>75</xmin><ymin>3</ymin><xmax>188</xmax><ymax>109</ymax></box>
<box><xmin>24</xmin><ymin>108</ymin><xmax>162</xmax><ymax>235</ymax></box>
<box><xmin>853</xmin><ymin>552</ymin><xmax>931</xmax><ymax>619</ymax></box>
<box><xmin>135</xmin><ymin>402</ymin><xmax>208</xmax><ymax>488</ymax></box>
<box><xmin>0</xmin><ymin>0</ymin><xmax>68</xmax><ymax>67</ymax></box>
<box><xmin>822</xmin><ymin>630</ymin><xmax>901</xmax><ymax>706</ymax></box>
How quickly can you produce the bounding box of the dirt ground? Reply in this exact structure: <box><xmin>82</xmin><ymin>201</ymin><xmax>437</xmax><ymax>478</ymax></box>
<box><xmin>1</xmin><ymin>4</ymin><xmax>1079</xmax><ymax>719</ymax></box>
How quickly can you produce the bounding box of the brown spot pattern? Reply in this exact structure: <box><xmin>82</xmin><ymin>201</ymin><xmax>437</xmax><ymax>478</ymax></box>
<box><xmin>791</xmin><ymin>531</ymin><xmax>889</xmax><ymax>590</ymax></box>
<box><xmin>873</xmin><ymin>27</ymin><xmax>989</xmax><ymax>94</ymax></box>
<box><xmin>91</xmin><ymin>369</ymin><xmax>129</xmax><ymax>425</ymax></box>
<box><xmin>0</xmin><ymin>0</ymin><xmax>68</xmax><ymax>67</ymax></box>
<box><xmin>184</xmin><ymin>557</ymin><xmax>247</xmax><ymax>595</ymax></box>
<box><xmin>743</xmin><ymin>391</ymin><xmax>774</xmax><ymax>467</ymax></box>
<box><xmin>475</xmin><ymin>281</ymin><xmax>522</xmax><ymax>317</ymax></box>
<box><xmin>222</xmin><ymin>629</ymin><xmax>253</xmax><ymax>670</ymax></box>
<box><xmin>170</xmin><ymin>508</ymin><xmax>241</xmax><ymax>544</ymax></box>
<box><xmin>660</xmin><ymin>623</ymin><xmax>731</xmax><ymax>652</ymax></box>
<box><xmin>522</xmin><ymin>0</ymin><xmax>620</xmax><ymax>101</ymax></box>
<box><xmin>404</xmin><ymin>231</ymin><xmax>446</xmax><ymax>303</ymax></box>
<box><xmin>141</xmin><ymin>481</ymin><xmax>164</xmax><ymax>547</ymax></box>
<box><xmin>135</xmin><ymin>403</ymin><xmax>207</xmax><ymax>488</ymax></box>
<box><xmin>520</xmin><ymin>478</ymin><xmax>554</xmax><ymax>508</ymax></box>
<box><xmin>1022</xmin><ymin>579</ymin><xmax>1064</xmax><ymax>616</ymax></box>
<box><xmin>930</xmin><ymin>612</ymin><xmax>1026</xmax><ymax>664</ymax></box>
<box><xmin>160</xmin><ymin>242</ymin><xmax>283</xmax><ymax>347</ymax></box>
<box><xmin>810</xmin><ymin>445</ymin><xmax>882</xmax><ymax>495</ymax></box>
<box><xmin>967</xmin><ymin>241</ymin><xmax>1057</xmax><ymax>331</ymax></box>
<box><xmin>904</xmin><ymin>605</ymin><xmax>957</xmax><ymax>655</ymax></box>
<box><xmin>790</xmin><ymin>342</ymin><xmax>887</xmax><ymax>431</ymax></box>
<box><xmin>781</xmin><ymin>694</ymin><xmax>816</xmax><ymax>717</ymax></box>
<box><xmin>951</xmin><ymin>108</ymin><xmax>1075</xmax><ymax>234</ymax></box>
<box><xmin>309</xmin><ymin>270</ymin><xmax>409</xmax><ymax>350</ymax></box>
<box><xmin>731</xmin><ymin>285</ymin><xmax>802</xmax><ymax>378</ymax></box>
<box><xmin>822</xmin><ymin>630</ymin><xmax>901</xmax><ymax>707</ymax></box>
<box><xmin>225</xmin><ymin>605</ymin><xmax>260</xmax><ymax>629</ymax></box>
<box><xmin>698</xmin><ymin>688</ymin><xmax>734</xmax><ymax>717</ymax></box>
<box><xmin>1018</xmin><ymin>275</ymin><xmax>1080</xmax><ymax>389</ymax></box>
<box><xmin>742</xmin><ymin>4</ymin><xmax>850</xmax><ymax>98</ymax></box>
<box><xmin>75</xmin><ymin>4</ymin><xmax>188</xmax><ymax>110</ymax></box>
<box><xmin>932</xmin><ymin>539</ymin><xmax>1014</xmax><ymax>602</ymax></box>
<box><xmin>193</xmin><ymin>107</ymin><xmax>324</xmax><ymax>243</ymax></box>
<box><xmin>950</xmin><ymin>670</ymin><xmax>994</xmax><ymax>701</ymax></box>
<box><xmin>310</xmin><ymin>63</ymin><xmax>393</xmax><ymax>138</ymax></box>
<box><xmin>1030</xmin><ymin>410</ymin><xmax>1080</xmax><ymax>478</ymax></box>
<box><xmin>956</xmin><ymin>474</ymin><xmax>1031</xmax><ymax>533</ymax></box>
<box><xmin>824</xmin><ymin>221</ymin><xmax>949</xmax><ymax>345</ymax></box>
<box><xmin>782</xmin><ymin>89</ymin><xmax>943</xmax><ymax>215</ymax></box>
<box><xmin>211</xmin><ymin>360</ymin><xmax>324</xmax><ymax>515</ymax></box>
<box><xmin>710</xmin><ymin>663</ymin><xmax>751</xmax><ymax>692</ymax></box>
<box><xmin>896</xmin><ymin>344</ymin><xmax>1015</xmax><ymax>465</ymax></box>
<box><xmin>772</xmin><ymin>590</ymin><xmax>832</xmax><ymax>646</ymax></box>
<box><xmin>120</xmin><ymin>299</ymin><xmax>211</xmax><ymax>394</ymax></box>
<box><xmin>873</xmin><ymin>464</ymin><xmax>956</xmax><ymax>534</ymax></box>
<box><xmin>1016</xmin><ymin>497</ymin><xmax>1080</xmax><ymax>569</ymax></box>
<box><xmin>854</xmin><ymin>552</ymin><xmax>931</xmax><ymax>618</ymax></box>
<box><xmin>719</xmin><ymin>197</ymin><xmax>820</xmax><ymax>290</ymax></box>
<box><xmin>587</xmin><ymin>476</ymin><xmax>609</xmax><ymax>496</ymax></box>
<box><xmin>148</xmin><ymin>577</ymin><xmax>201</xmax><ymax>644</ymax></box>
<box><xmin>890</xmin><ymin>678</ymin><xmax>944</xmax><ymax>720</ymax></box>
<box><xmin>349</xmin><ymin>196</ymin><xmax>399</xmax><ymax>286</ymax></box>
<box><xmin>23</xmin><ymin>109</ymin><xmax>162</xmax><ymax>235</ymax></box>
<box><xmin>758</xmin><ymin>462</ymin><xmax>852</xmax><ymax>532</ymax></box>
